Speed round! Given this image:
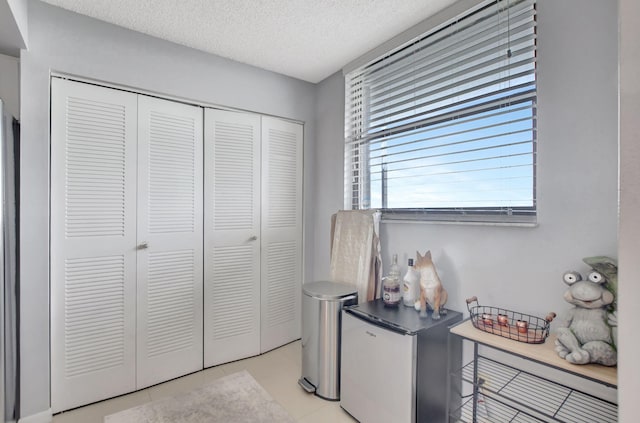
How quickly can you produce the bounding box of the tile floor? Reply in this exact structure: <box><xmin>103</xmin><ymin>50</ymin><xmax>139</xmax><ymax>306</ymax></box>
<box><xmin>52</xmin><ymin>340</ymin><xmax>357</xmax><ymax>423</ymax></box>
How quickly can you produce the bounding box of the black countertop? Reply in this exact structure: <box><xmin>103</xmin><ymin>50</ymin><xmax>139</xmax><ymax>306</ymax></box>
<box><xmin>345</xmin><ymin>298</ymin><xmax>463</xmax><ymax>335</ymax></box>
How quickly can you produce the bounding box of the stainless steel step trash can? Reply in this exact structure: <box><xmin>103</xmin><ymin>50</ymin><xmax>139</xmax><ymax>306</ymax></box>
<box><xmin>299</xmin><ymin>281</ymin><xmax>358</xmax><ymax>400</ymax></box>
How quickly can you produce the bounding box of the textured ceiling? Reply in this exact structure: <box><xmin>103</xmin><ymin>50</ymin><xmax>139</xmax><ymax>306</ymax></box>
<box><xmin>40</xmin><ymin>0</ymin><xmax>459</xmax><ymax>83</ymax></box>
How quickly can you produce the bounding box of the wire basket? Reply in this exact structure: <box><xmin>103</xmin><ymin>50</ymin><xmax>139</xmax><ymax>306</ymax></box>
<box><xmin>466</xmin><ymin>296</ymin><xmax>556</xmax><ymax>344</ymax></box>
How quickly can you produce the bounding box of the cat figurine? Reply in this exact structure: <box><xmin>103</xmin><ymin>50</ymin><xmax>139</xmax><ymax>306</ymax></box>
<box><xmin>415</xmin><ymin>250</ymin><xmax>448</xmax><ymax>319</ymax></box>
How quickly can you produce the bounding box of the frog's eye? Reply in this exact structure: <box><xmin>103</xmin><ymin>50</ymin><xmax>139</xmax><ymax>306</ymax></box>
<box><xmin>563</xmin><ymin>271</ymin><xmax>582</xmax><ymax>285</ymax></box>
<box><xmin>588</xmin><ymin>271</ymin><xmax>605</xmax><ymax>284</ymax></box>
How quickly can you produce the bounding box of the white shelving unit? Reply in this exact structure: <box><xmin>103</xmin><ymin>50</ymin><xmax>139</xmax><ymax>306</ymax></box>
<box><xmin>449</xmin><ymin>320</ymin><xmax>617</xmax><ymax>423</ymax></box>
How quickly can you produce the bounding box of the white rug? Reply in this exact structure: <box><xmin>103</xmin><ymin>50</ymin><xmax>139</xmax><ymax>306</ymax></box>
<box><xmin>104</xmin><ymin>371</ymin><xmax>296</xmax><ymax>423</ymax></box>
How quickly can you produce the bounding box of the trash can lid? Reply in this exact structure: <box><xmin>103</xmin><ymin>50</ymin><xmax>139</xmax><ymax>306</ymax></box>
<box><xmin>303</xmin><ymin>280</ymin><xmax>358</xmax><ymax>300</ymax></box>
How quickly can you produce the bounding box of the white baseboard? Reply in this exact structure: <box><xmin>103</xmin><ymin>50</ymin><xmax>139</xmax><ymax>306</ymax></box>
<box><xmin>18</xmin><ymin>408</ymin><xmax>53</xmax><ymax>423</ymax></box>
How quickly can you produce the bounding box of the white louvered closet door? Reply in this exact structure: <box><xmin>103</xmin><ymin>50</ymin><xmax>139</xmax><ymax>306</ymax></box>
<box><xmin>50</xmin><ymin>79</ymin><xmax>138</xmax><ymax>413</ymax></box>
<box><xmin>136</xmin><ymin>96</ymin><xmax>204</xmax><ymax>388</ymax></box>
<box><xmin>204</xmin><ymin>109</ymin><xmax>261</xmax><ymax>367</ymax></box>
<box><xmin>260</xmin><ymin>117</ymin><xmax>303</xmax><ymax>353</ymax></box>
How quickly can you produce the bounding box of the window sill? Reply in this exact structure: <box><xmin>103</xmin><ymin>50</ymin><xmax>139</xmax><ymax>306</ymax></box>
<box><xmin>381</xmin><ymin>218</ymin><xmax>538</xmax><ymax>228</ymax></box>
<box><xmin>378</xmin><ymin>210</ymin><xmax>538</xmax><ymax>227</ymax></box>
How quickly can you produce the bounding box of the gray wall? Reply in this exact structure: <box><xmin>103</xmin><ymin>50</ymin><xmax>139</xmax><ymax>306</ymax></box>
<box><xmin>0</xmin><ymin>0</ymin><xmax>28</xmax><ymax>56</ymax></box>
<box><xmin>20</xmin><ymin>0</ymin><xmax>316</xmax><ymax>418</ymax></box>
<box><xmin>0</xmin><ymin>53</ymin><xmax>19</xmax><ymax>118</ymax></box>
<box><xmin>619</xmin><ymin>0</ymin><xmax>640</xmax><ymax>420</ymax></box>
<box><xmin>7</xmin><ymin>0</ymin><xmax>28</xmax><ymax>44</ymax></box>
<box><xmin>314</xmin><ymin>0</ymin><xmax>618</xmax><ymax>389</ymax></box>
<box><xmin>313</xmin><ymin>71</ymin><xmax>345</xmax><ymax>271</ymax></box>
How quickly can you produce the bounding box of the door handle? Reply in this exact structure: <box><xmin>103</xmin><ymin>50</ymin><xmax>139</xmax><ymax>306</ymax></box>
<box><xmin>137</xmin><ymin>241</ymin><xmax>149</xmax><ymax>250</ymax></box>
<box><xmin>248</xmin><ymin>235</ymin><xmax>258</xmax><ymax>242</ymax></box>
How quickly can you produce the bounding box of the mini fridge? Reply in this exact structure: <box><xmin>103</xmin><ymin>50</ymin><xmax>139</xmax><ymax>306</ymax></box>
<box><xmin>340</xmin><ymin>300</ymin><xmax>461</xmax><ymax>423</ymax></box>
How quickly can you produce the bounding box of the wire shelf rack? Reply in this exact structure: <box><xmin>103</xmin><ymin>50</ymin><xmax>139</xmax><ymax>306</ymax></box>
<box><xmin>452</xmin><ymin>356</ymin><xmax>618</xmax><ymax>423</ymax></box>
<box><xmin>466</xmin><ymin>296</ymin><xmax>556</xmax><ymax>344</ymax></box>
<box><xmin>453</xmin><ymin>396</ymin><xmax>545</xmax><ymax>423</ymax></box>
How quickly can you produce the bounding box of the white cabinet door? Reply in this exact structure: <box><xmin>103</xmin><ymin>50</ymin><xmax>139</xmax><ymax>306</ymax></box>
<box><xmin>341</xmin><ymin>313</ymin><xmax>416</xmax><ymax>423</ymax></box>
<box><xmin>260</xmin><ymin>117</ymin><xmax>303</xmax><ymax>353</ymax></box>
<box><xmin>136</xmin><ymin>96</ymin><xmax>204</xmax><ymax>388</ymax></box>
<box><xmin>50</xmin><ymin>78</ymin><xmax>138</xmax><ymax>412</ymax></box>
<box><xmin>204</xmin><ymin>109</ymin><xmax>261</xmax><ymax>367</ymax></box>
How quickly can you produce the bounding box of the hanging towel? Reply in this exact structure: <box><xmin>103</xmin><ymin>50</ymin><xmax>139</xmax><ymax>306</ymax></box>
<box><xmin>329</xmin><ymin>210</ymin><xmax>381</xmax><ymax>303</ymax></box>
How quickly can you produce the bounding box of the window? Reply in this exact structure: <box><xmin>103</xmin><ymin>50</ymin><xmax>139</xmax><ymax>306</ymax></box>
<box><xmin>344</xmin><ymin>0</ymin><xmax>537</xmax><ymax>224</ymax></box>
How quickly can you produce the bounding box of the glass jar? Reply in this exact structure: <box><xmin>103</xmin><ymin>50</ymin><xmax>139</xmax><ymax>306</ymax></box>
<box><xmin>382</xmin><ymin>254</ymin><xmax>401</xmax><ymax>306</ymax></box>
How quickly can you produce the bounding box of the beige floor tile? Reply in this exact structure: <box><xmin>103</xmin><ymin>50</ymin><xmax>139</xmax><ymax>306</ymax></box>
<box><xmin>52</xmin><ymin>341</ymin><xmax>313</xmax><ymax>422</ymax></box>
<box><xmin>220</xmin><ymin>349</ymin><xmax>299</xmax><ymax>383</ymax></box>
<box><xmin>201</xmin><ymin>364</ymin><xmax>226</xmax><ymax>384</ymax></box>
<box><xmin>276</xmin><ymin>339</ymin><xmax>302</xmax><ymax>364</ymax></box>
<box><xmin>147</xmin><ymin>371</ymin><xmax>205</xmax><ymax>401</ymax></box>
<box><xmin>259</xmin><ymin>372</ymin><xmax>328</xmax><ymax>419</ymax></box>
<box><xmin>298</xmin><ymin>402</ymin><xmax>358</xmax><ymax>423</ymax></box>
<box><xmin>53</xmin><ymin>389</ymin><xmax>151</xmax><ymax>423</ymax></box>
<box><xmin>216</xmin><ymin>356</ymin><xmax>256</xmax><ymax>375</ymax></box>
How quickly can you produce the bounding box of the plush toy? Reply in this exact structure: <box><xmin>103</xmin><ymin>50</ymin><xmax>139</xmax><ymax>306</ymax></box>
<box><xmin>584</xmin><ymin>256</ymin><xmax>618</xmax><ymax>348</ymax></box>
<box><xmin>415</xmin><ymin>250</ymin><xmax>448</xmax><ymax>319</ymax></box>
<box><xmin>555</xmin><ymin>263</ymin><xmax>617</xmax><ymax>366</ymax></box>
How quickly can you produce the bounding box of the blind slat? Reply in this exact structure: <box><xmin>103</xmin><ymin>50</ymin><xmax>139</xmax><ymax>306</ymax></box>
<box><xmin>361</xmin><ymin>0</ymin><xmax>535</xmax><ymax>82</ymax></box>
<box><xmin>363</xmin><ymin>82</ymin><xmax>536</xmax><ymax>141</ymax></box>
<box><xmin>366</xmin><ymin>43</ymin><xmax>535</xmax><ymax>112</ymax></box>
<box><xmin>346</xmin><ymin>88</ymin><xmax>536</xmax><ymax>143</ymax></box>
<box><xmin>370</xmin><ymin>120</ymin><xmax>534</xmax><ymax>159</ymax></box>
<box><xmin>366</xmin><ymin>57</ymin><xmax>535</xmax><ymax>124</ymax></box>
<box><xmin>370</xmin><ymin>139</ymin><xmax>533</xmax><ymax>171</ymax></box>
<box><xmin>364</xmin><ymin>18</ymin><xmax>535</xmax><ymax>96</ymax></box>
<box><xmin>369</xmin><ymin>106</ymin><xmax>531</xmax><ymax>153</ymax></box>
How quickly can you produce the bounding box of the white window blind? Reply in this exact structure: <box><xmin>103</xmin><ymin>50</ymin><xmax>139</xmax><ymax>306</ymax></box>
<box><xmin>345</xmin><ymin>0</ymin><xmax>537</xmax><ymax>224</ymax></box>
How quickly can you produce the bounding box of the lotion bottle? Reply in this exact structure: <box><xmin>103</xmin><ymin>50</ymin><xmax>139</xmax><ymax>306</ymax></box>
<box><xmin>402</xmin><ymin>258</ymin><xmax>419</xmax><ymax>307</ymax></box>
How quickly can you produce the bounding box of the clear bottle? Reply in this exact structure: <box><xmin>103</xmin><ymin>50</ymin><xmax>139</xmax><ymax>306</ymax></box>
<box><xmin>402</xmin><ymin>258</ymin><xmax>419</xmax><ymax>307</ymax></box>
<box><xmin>382</xmin><ymin>254</ymin><xmax>401</xmax><ymax>306</ymax></box>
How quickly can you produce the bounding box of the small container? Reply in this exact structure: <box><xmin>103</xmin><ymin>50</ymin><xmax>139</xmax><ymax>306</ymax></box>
<box><xmin>382</xmin><ymin>280</ymin><xmax>401</xmax><ymax>306</ymax></box>
<box><xmin>382</xmin><ymin>254</ymin><xmax>401</xmax><ymax>307</ymax></box>
<box><xmin>481</xmin><ymin>313</ymin><xmax>494</xmax><ymax>326</ymax></box>
<box><xmin>466</xmin><ymin>297</ymin><xmax>555</xmax><ymax>344</ymax></box>
<box><xmin>497</xmin><ymin>314</ymin><xmax>509</xmax><ymax>326</ymax></box>
<box><xmin>516</xmin><ymin>320</ymin><xmax>528</xmax><ymax>333</ymax></box>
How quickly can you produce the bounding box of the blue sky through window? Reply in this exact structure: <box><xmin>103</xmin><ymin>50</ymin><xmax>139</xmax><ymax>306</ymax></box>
<box><xmin>368</xmin><ymin>99</ymin><xmax>535</xmax><ymax>209</ymax></box>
